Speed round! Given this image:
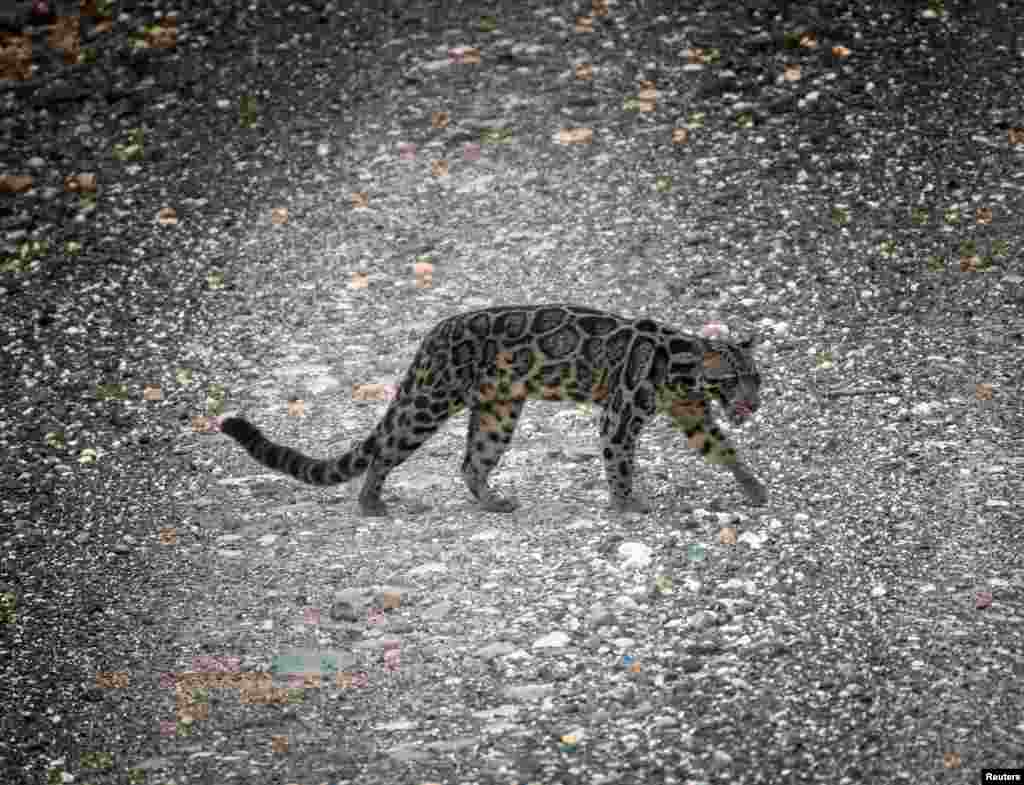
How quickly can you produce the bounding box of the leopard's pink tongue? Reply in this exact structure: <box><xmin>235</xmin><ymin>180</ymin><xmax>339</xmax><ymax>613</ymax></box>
<box><xmin>734</xmin><ymin>402</ymin><xmax>753</xmax><ymax>419</ymax></box>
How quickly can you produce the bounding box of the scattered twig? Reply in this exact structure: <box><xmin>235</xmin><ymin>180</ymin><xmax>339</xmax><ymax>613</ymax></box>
<box><xmin>806</xmin><ymin>374</ymin><xmax>900</xmax><ymax>408</ymax></box>
<box><xmin>820</xmin><ymin>387</ymin><xmax>901</xmax><ymax>399</ymax></box>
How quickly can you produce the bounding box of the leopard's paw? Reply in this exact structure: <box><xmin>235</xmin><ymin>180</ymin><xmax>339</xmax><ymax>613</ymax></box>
<box><xmin>611</xmin><ymin>494</ymin><xmax>652</xmax><ymax>514</ymax></box>
<box><xmin>358</xmin><ymin>496</ymin><xmax>390</xmax><ymax>517</ymax></box>
<box><xmin>478</xmin><ymin>495</ymin><xmax>520</xmax><ymax>513</ymax></box>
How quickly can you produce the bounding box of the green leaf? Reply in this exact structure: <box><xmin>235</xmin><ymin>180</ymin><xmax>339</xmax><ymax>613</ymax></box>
<box><xmin>480</xmin><ymin>127</ymin><xmax>512</xmax><ymax>144</ymax></box>
<box><xmin>113</xmin><ymin>143</ymin><xmax>143</xmax><ymax>161</ymax></box>
<box><xmin>0</xmin><ymin>592</ymin><xmax>16</xmax><ymax>625</ymax></box>
<box><xmin>239</xmin><ymin>95</ymin><xmax>258</xmax><ymax>128</ymax></box>
<box><xmin>96</xmin><ymin>383</ymin><xmax>128</xmax><ymax>401</ymax></box>
<box><xmin>0</xmin><ymin>257</ymin><xmax>30</xmax><ymax>273</ymax></box>
<box><xmin>206</xmin><ymin>383</ymin><xmax>226</xmax><ymax>415</ymax></box>
<box><xmin>80</xmin><ymin>751</ymin><xmax>114</xmax><ymax>769</ymax></box>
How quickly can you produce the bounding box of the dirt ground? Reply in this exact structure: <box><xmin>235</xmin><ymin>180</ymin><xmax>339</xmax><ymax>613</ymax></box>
<box><xmin>1</xmin><ymin>1</ymin><xmax>1021</xmax><ymax>784</ymax></box>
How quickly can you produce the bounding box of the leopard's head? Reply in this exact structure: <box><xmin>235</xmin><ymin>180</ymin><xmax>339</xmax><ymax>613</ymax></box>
<box><xmin>702</xmin><ymin>334</ymin><xmax>761</xmax><ymax>425</ymax></box>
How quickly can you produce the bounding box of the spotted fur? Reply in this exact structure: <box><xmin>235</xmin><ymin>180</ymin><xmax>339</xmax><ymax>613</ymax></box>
<box><xmin>221</xmin><ymin>304</ymin><xmax>765</xmax><ymax>515</ymax></box>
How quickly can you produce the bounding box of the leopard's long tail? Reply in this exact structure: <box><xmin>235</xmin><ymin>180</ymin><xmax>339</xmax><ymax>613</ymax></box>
<box><xmin>220</xmin><ymin>417</ymin><xmax>375</xmax><ymax>485</ymax></box>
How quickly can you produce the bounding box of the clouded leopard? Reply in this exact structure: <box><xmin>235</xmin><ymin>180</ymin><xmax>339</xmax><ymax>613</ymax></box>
<box><xmin>220</xmin><ymin>304</ymin><xmax>766</xmax><ymax>515</ymax></box>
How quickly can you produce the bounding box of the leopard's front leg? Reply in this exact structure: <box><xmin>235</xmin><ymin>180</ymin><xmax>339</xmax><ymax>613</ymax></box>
<box><xmin>662</xmin><ymin>393</ymin><xmax>767</xmax><ymax>506</ymax></box>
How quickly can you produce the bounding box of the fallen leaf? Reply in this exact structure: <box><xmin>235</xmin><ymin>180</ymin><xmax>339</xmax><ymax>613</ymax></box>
<box><xmin>0</xmin><ymin>174</ymin><xmax>34</xmax><ymax>193</ymax></box>
<box><xmin>64</xmin><ymin>172</ymin><xmax>97</xmax><ymax>192</ymax></box>
<box><xmin>146</xmin><ymin>16</ymin><xmax>177</xmax><ymax>49</ymax></box>
<box><xmin>558</xmin><ymin>128</ymin><xmax>593</xmax><ymax>144</ymax></box>
<box><xmin>49</xmin><ymin>16</ymin><xmax>80</xmax><ymax>64</ymax></box>
<box><xmin>414</xmin><ymin>259</ymin><xmax>434</xmax><ymax>288</ymax></box>
<box><xmin>352</xmin><ymin>384</ymin><xmax>387</xmax><ymax>402</ymax></box>
<box><xmin>0</xmin><ymin>32</ymin><xmax>32</xmax><ymax>81</ymax></box>
<box><xmin>156</xmin><ymin>206</ymin><xmax>178</xmax><ymax>225</ymax></box>
<box><xmin>960</xmin><ymin>255</ymin><xmax>980</xmax><ymax>272</ymax></box>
